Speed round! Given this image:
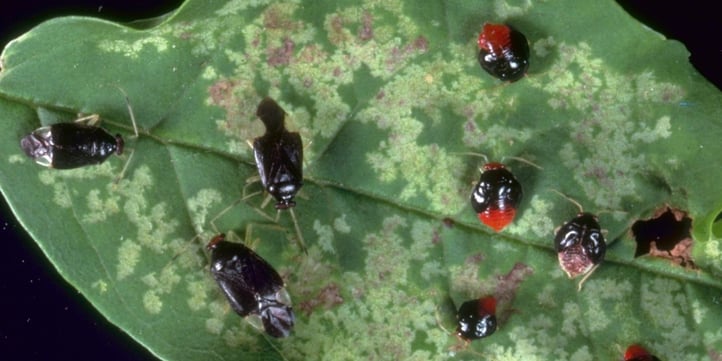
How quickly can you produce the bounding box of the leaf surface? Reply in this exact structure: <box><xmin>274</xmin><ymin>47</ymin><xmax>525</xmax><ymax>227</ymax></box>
<box><xmin>1</xmin><ymin>1</ymin><xmax>721</xmax><ymax>360</ymax></box>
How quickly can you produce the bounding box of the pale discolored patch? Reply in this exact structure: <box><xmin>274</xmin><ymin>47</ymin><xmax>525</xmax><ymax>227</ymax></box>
<box><xmin>313</xmin><ymin>219</ymin><xmax>336</xmax><ymax>254</ymax></box>
<box><xmin>281</xmin><ymin>215</ymin><xmax>447</xmax><ymax>359</ymax></box>
<box><xmin>8</xmin><ymin>154</ymin><xmax>25</xmax><ymax>164</ymax></box>
<box><xmin>508</xmin><ymin>195</ymin><xmax>556</xmax><ymax>238</ymax></box>
<box><xmin>143</xmin><ymin>291</ymin><xmax>163</xmax><ymax>314</ymax></box>
<box><xmin>92</xmin><ymin>279</ymin><xmax>108</xmax><ymax>294</ymax></box>
<box><xmin>186</xmin><ymin>188</ymin><xmax>223</xmax><ymax>234</ymax></box>
<box><xmin>333</xmin><ymin>214</ymin><xmax>351</xmax><ymax>233</ymax></box>
<box><xmin>529</xmin><ymin>41</ymin><xmax>685</xmax><ymax>210</ymax></box>
<box><xmin>98</xmin><ymin>36</ymin><xmax>171</xmax><ymax>59</ymax></box>
<box><xmin>117</xmin><ymin>239</ymin><xmax>141</xmax><ymax>280</ymax></box>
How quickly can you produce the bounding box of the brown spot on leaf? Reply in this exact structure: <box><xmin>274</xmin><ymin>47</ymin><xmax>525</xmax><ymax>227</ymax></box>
<box><xmin>358</xmin><ymin>11</ymin><xmax>374</xmax><ymax>41</ymax></box>
<box><xmin>463</xmin><ymin>120</ymin><xmax>477</xmax><ymax>133</ymax></box>
<box><xmin>298</xmin><ymin>283</ymin><xmax>344</xmax><ymax>316</ymax></box>
<box><xmin>494</xmin><ymin>263</ymin><xmax>533</xmax><ymax>324</ymax></box>
<box><xmin>208</xmin><ymin>79</ymin><xmax>237</xmax><ymax>107</ymax></box>
<box><xmin>432</xmin><ymin>229</ymin><xmax>441</xmax><ymax>245</ymax></box>
<box><xmin>206</xmin><ymin>78</ymin><xmax>259</xmax><ymax>128</ymax></box>
<box><xmin>263</xmin><ymin>6</ymin><xmax>296</xmax><ymax>30</ymax></box>
<box><xmin>296</xmin><ymin>44</ymin><xmax>324</xmax><ymax>63</ymax></box>
<box><xmin>465</xmin><ymin>253</ymin><xmax>484</xmax><ymax>265</ymax></box>
<box><xmin>378</xmin><ymin>270</ymin><xmax>391</xmax><ymax>281</ymax></box>
<box><xmin>384</xmin><ymin>36</ymin><xmax>429</xmax><ymax>73</ymax></box>
<box><xmin>631</xmin><ymin>206</ymin><xmax>696</xmax><ymax>269</ymax></box>
<box><xmin>709</xmin><ymin>349</ymin><xmax>722</xmax><ymax>361</ymax></box>
<box><xmin>328</xmin><ymin>14</ymin><xmax>350</xmax><ymax>45</ymax></box>
<box><xmin>267</xmin><ymin>38</ymin><xmax>295</xmax><ymax>67</ymax></box>
<box><xmin>585</xmin><ymin>166</ymin><xmax>609</xmax><ymax>185</ymax></box>
<box><xmin>442</xmin><ymin>217</ymin><xmax>455</xmax><ymax>228</ymax></box>
<box><xmin>413</xmin><ymin>36</ymin><xmax>429</xmax><ymax>52</ymax></box>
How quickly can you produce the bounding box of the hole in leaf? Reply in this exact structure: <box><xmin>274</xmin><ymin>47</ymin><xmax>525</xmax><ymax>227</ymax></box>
<box><xmin>631</xmin><ymin>206</ymin><xmax>695</xmax><ymax>268</ymax></box>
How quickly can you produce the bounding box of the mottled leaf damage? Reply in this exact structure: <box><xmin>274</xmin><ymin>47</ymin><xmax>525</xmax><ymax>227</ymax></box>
<box><xmin>297</xmin><ymin>283</ymin><xmax>344</xmax><ymax>316</ymax></box>
<box><xmin>709</xmin><ymin>349</ymin><xmax>722</xmax><ymax>361</ymax></box>
<box><xmin>0</xmin><ymin>0</ymin><xmax>721</xmax><ymax>360</ymax></box>
<box><xmin>494</xmin><ymin>263</ymin><xmax>533</xmax><ymax>324</ymax></box>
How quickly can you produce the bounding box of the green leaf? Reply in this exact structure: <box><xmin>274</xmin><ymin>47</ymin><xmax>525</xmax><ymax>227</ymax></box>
<box><xmin>1</xmin><ymin>1</ymin><xmax>721</xmax><ymax>360</ymax></box>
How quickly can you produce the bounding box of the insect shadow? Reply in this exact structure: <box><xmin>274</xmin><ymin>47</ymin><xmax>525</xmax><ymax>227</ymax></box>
<box><xmin>213</xmin><ymin>97</ymin><xmax>308</xmax><ymax>254</ymax></box>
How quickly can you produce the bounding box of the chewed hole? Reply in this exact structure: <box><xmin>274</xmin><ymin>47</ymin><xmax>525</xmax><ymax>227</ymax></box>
<box><xmin>631</xmin><ymin>206</ymin><xmax>695</xmax><ymax>268</ymax></box>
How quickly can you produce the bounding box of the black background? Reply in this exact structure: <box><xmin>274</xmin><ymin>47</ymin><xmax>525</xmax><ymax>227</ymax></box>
<box><xmin>0</xmin><ymin>2</ymin><xmax>720</xmax><ymax>360</ymax></box>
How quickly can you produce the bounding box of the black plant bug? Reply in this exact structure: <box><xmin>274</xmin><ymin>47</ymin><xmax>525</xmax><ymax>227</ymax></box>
<box><xmin>462</xmin><ymin>153</ymin><xmax>541</xmax><ymax>232</ymax></box>
<box><xmin>456</xmin><ymin>296</ymin><xmax>498</xmax><ymax>341</ymax></box>
<box><xmin>20</xmin><ymin>89</ymin><xmax>138</xmax><ymax>176</ymax></box>
<box><xmin>250</xmin><ymin>97</ymin><xmax>306</xmax><ymax>253</ymax></box>
<box><xmin>207</xmin><ymin>233</ymin><xmax>295</xmax><ymax>338</ymax></box>
<box><xmin>20</xmin><ymin>115</ymin><xmax>123</xmax><ymax>169</ymax></box>
<box><xmin>253</xmin><ymin>97</ymin><xmax>303</xmax><ymax>210</ymax></box>
<box><xmin>470</xmin><ymin>162</ymin><xmax>523</xmax><ymax>232</ymax></box>
<box><xmin>477</xmin><ymin>23</ymin><xmax>530</xmax><ymax>82</ymax></box>
<box><xmin>552</xmin><ymin>191</ymin><xmax>606</xmax><ymax>291</ymax></box>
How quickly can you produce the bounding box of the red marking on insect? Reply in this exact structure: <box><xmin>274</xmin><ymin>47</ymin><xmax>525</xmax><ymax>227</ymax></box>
<box><xmin>482</xmin><ymin>162</ymin><xmax>504</xmax><ymax>171</ymax></box>
<box><xmin>478</xmin><ymin>208</ymin><xmax>516</xmax><ymax>232</ymax></box>
<box><xmin>206</xmin><ymin>233</ymin><xmax>225</xmax><ymax>249</ymax></box>
<box><xmin>470</xmin><ymin>162</ymin><xmax>523</xmax><ymax>232</ymax></box>
<box><xmin>478</xmin><ymin>296</ymin><xmax>496</xmax><ymax>315</ymax></box>
<box><xmin>624</xmin><ymin>344</ymin><xmax>660</xmax><ymax>361</ymax></box>
<box><xmin>477</xmin><ymin>23</ymin><xmax>511</xmax><ymax>56</ymax></box>
<box><xmin>456</xmin><ymin>296</ymin><xmax>498</xmax><ymax>341</ymax></box>
<box><xmin>476</xmin><ymin>23</ymin><xmax>529</xmax><ymax>82</ymax></box>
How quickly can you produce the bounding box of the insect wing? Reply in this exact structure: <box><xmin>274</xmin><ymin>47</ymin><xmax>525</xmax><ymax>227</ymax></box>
<box><xmin>554</xmin><ymin>221</ymin><xmax>580</xmax><ymax>252</ymax></box>
<box><xmin>210</xmin><ymin>241</ymin><xmax>285</xmax><ymax>317</ymax></box>
<box><xmin>496</xmin><ymin>174</ymin><xmax>522</xmax><ymax>210</ymax></box>
<box><xmin>567</xmin><ymin>213</ymin><xmax>605</xmax><ymax>264</ymax></box>
<box><xmin>277</xmin><ymin>131</ymin><xmax>303</xmax><ymax>182</ymax></box>
<box><xmin>54</xmin><ymin>125</ymin><xmax>117</xmax><ymax>168</ymax></box>
<box><xmin>20</xmin><ymin>126</ymin><xmax>54</xmax><ymax>167</ymax></box>
<box><xmin>583</xmin><ymin>226</ymin><xmax>606</xmax><ymax>264</ymax></box>
<box><xmin>254</xmin><ymin>131</ymin><xmax>303</xmax><ymax>207</ymax></box>
<box><xmin>253</xmin><ymin>137</ymin><xmax>270</xmax><ymax>190</ymax></box>
<box><xmin>261</xmin><ymin>301</ymin><xmax>295</xmax><ymax>338</ymax></box>
<box><xmin>214</xmin><ymin>271</ymin><xmax>257</xmax><ymax>317</ymax></box>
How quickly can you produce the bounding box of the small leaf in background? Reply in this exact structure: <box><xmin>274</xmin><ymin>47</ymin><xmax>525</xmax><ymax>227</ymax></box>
<box><xmin>1</xmin><ymin>1</ymin><xmax>721</xmax><ymax>361</ymax></box>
